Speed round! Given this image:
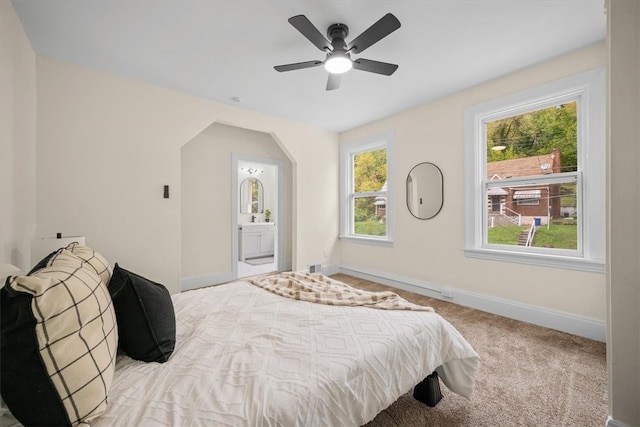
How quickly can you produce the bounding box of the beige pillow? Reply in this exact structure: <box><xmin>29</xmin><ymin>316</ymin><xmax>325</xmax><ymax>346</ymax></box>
<box><xmin>0</xmin><ymin>263</ymin><xmax>21</xmax><ymax>283</ymax></box>
<box><xmin>64</xmin><ymin>242</ymin><xmax>112</xmax><ymax>285</ymax></box>
<box><xmin>1</xmin><ymin>250</ymin><xmax>117</xmax><ymax>426</ymax></box>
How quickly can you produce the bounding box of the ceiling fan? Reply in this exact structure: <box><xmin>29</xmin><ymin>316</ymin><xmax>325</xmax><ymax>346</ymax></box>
<box><xmin>274</xmin><ymin>13</ymin><xmax>401</xmax><ymax>91</ymax></box>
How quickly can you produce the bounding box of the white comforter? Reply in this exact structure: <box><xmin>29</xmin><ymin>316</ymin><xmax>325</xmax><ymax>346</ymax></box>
<box><xmin>94</xmin><ymin>280</ymin><xmax>479</xmax><ymax>427</ymax></box>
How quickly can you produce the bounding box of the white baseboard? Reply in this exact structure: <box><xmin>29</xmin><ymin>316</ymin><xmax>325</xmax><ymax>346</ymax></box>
<box><xmin>182</xmin><ymin>255</ymin><xmax>299</xmax><ymax>292</ymax></box>
<box><xmin>181</xmin><ymin>272</ymin><xmax>233</xmax><ymax>291</ymax></box>
<box><xmin>606</xmin><ymin>416</ymin><xmax>633</xmax><ymax>427</ymax></box>
<box><xmin>319</xmin><ymin>263</ymin><xmax>340</xmax><ymax>276</ymax></box>
<box><xmin>303</xmin><ymin>262</ymin><xmax>340</xmax><ymax>276</ymax></box>
<box><xmin>339</xmin><ymin>264</ymin><xmax>606</xmax><ymax>342</ymax></box>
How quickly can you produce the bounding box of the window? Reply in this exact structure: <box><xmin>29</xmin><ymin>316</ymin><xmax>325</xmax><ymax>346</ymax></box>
<box><xmin>464</xmin><ymin>68</ymin><xmax>605</xmax><ymax>272</ymax></box>
<box><xmin>340</xmin><ymin>133</ymin><xmax>393</xmax><ymax>244</ymax></box>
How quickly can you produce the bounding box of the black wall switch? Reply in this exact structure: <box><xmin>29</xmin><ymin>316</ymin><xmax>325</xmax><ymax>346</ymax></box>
<box><xmin>164</xmin><ymin>185</ymin><xmax>169</xmax><ymax>199</ymax></box>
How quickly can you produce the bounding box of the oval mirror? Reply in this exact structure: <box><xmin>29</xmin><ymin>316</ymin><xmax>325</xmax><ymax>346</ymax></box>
<box><xmin>406</xmin><ymin>162</ymin><xmax>444</xmax><ymax>219</ymax></box>
<box><xmin>240</xmin><ymin>177</ymin><xmax>263</xmax><ymax>214</ymax></box>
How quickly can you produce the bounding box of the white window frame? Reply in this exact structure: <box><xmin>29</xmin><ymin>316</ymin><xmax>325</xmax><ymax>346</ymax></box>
<box><xmin>339</xmin><ymin>132</ymin><xmax>394</xmax><ymax>245</ymax></box>
<box><xmin>464</xmin><ymin>68</ymin><xmax>605</xmax><ymax>273</ymax></box>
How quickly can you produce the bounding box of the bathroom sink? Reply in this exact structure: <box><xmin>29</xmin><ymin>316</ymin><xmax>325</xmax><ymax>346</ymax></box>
<box><xmin>241</xmin><ymin>222</ymin><xmax>274</xmax><ymax>227</ymax></box>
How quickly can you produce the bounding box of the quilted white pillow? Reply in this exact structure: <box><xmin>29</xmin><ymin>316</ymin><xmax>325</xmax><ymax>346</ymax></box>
<box><xmin>1</xmin><ymin>249</ymin><xmax>118</xmax><ymax>426</ymax></box>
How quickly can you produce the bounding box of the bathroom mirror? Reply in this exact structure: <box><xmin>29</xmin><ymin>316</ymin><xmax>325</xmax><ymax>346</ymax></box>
<box><xmin>240</xmin><ymin>177</ymin><xmax>263</xmax><ymax>214</ymax></box>
<box><xmin>406</xmin><ymin>162</ymin><xmax>444</xmax><ymax>219</ymax></box>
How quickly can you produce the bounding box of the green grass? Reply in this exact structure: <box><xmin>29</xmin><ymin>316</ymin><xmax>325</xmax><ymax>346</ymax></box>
<box><xmin>355</xmin><ymin>220</ymin><xmax>386</xmax><ymax>236</ymax></box>
<box><xmin>487</xmin><ymin>224</ymin><xmax>577</xmax><ymax>249</ymax></box>
<box><xmin>560</xmin><ymin>195</ymin><xmax>576</xmax><ymax>208</ymax></box>
<box><xmin>533</xmin><ymin>224</ymin><xmax>577</xmax><ymax>249</ymax></box>
<box><xmin>487</xmin><ymin>226</ymin><xmax>523</xmax><ymax>245</ymax></box>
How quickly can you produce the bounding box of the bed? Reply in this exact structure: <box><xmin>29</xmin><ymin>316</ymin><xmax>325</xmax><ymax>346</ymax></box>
<box><xmin>1</xmin><ymin>246</ymin><xmax>479</xmax><ymax>426</ymax></box>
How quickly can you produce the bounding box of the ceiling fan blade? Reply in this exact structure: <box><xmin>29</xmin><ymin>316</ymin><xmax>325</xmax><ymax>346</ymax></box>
<box><xmin>326</xmin><ymin>73</ymin><xmax>341</xmax><ymax>91</ymax></box>
<box><xmin>347</xmin><ymin>13</ymin><xmax>401</xmax><ymax>54</ymax></box>
<box><xmin>288</xmin><ymin>15</ymin><xmax>333</xmax><ymax>52</ymax></box>
<box><xmin>352</xmin><ymin>58</ymin><xmax>398</xmax><ymax>76</ymax></box>
<box><xmin>274</xmin><ymin>60</ymin><xmax>323</xmax><ymax>72</ymax></box>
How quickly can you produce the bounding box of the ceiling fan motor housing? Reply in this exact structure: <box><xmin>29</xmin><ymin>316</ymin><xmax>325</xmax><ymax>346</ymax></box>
<box><xmin>327</xmin><ymin>23</ymin><xmax>349</xmax><ymax>50</ymax></box>
<box><xmin>274</xmin><ymin>13</ymin><xmax>401</xmax><ymax>90</ymax></box>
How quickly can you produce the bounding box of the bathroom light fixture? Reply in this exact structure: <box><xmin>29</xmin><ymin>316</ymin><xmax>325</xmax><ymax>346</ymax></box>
<box><xmin>324</xmin><ymin>53</ymin><xmax>352</xmax><ymax>74</ymax></box>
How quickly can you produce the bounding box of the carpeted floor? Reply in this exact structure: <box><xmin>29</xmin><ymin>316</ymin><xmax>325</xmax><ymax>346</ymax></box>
<box><xmin>329</xmin><ymin>274</ymin><xmax>608</xmax><ymax>427</ymax></box>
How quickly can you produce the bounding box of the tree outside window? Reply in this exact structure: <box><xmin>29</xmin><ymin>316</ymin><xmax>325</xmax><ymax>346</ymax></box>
<box><xmin>353</xmin><ymin>148</ymin><xmax>387</xmax><ymax>236</ymax></box>
<box><xmin>464</xmin><ymin>68</ymin><xmax>605</xmax><ymax>272</ymax></box>
<box><xmin>340</xmin><ymin>133</ymin><xmax>394</xmax><ymax>243</ymax></box>
<box><xmin>485</xmin><ymin>102</ymin><xmax>578</xmax><ymax>250</ymax></box>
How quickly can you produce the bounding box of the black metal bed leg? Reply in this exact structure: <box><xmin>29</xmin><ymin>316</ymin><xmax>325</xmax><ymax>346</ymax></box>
<box><xmin>413</xmin><ymin>371</ymin><xmax>443</xmax><ymax>407</ymax></box>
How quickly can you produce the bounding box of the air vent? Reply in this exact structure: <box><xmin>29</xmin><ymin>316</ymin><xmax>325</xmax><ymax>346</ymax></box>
<box><xmin>309</xmin><ymin>264</ymin><xmax>322</xmax><ymax>274</ymax></box>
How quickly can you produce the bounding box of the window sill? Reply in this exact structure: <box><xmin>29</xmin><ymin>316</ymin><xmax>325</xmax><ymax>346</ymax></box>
<box><xmin>339</xmin><ymin>235</ymin><xmax>394</xmax><ymax>247</ymax></box>
<box><xmin>464</xmin><ymin>247</ymin><xmax>605</xmax><ymax>273</ymax></box>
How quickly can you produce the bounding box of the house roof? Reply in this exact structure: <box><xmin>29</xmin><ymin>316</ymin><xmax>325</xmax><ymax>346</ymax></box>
<box><xmin>487</xmin><ymin>153</ymin><xmax>556</xmax><ymax>180</ymax></box>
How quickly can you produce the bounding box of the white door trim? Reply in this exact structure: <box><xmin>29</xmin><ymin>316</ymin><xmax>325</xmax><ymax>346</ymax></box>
<box><xmin>232</xmin><ymin>153</ymin><xmax>284</xmax><ymax>279</ymax></box>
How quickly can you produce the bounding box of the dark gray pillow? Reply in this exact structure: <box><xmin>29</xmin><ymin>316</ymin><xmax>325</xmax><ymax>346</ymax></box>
<box><xmin>27</xmin><ymin>249</ymin><xmax>59</xmax><ymax>275</ymax></box>
<box><xmin>108</xmin><ymin>264</ymin><xmax>176</xmax><ymax>363</ymax></box>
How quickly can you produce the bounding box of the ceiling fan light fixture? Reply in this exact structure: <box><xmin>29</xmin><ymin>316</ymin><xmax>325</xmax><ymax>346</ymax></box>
<box><xmin>274</xmin><ymin>13</ymin><xmax>401</xmax><ymax>89</ymax></box>
<box><xmin>324</xmin><ymin>54</ymin><xmax>352</xmax><ymax>74</ymax></box>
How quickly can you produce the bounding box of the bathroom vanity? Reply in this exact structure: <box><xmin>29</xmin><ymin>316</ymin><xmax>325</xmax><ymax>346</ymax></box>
<box><xmin>238</xmin><ymin>222</ymin><xmax>275</xmax><ymax>261</ymax></box>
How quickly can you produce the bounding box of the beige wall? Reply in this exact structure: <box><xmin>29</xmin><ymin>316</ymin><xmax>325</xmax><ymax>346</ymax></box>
<box><xmin>35</xmin><ymin>57</ymin><xmax>339</xmax><ymax>294</ymax></box>
<box><xmin>5</xmin><ymin>0</ymin><xmax>640</xmax><ymax>420</ymax></box>
<box><xmin>181</xmin><ymin>122</ymin><xmax>293</xmax><ymax>280</ymax></box>
<box><xmin>339</xmin><ymin>43</ymin><xmax>607</xmax><ymax>321</ymax></box>
<box><xmin>0</xmin><ymin>0</ymin><xmax>36</xmax><ymax>271</ymax></box>
<box><xmin>606</xmin><ymin>1</ymin><xmax>640</xmax><ymax>425</ymax></box>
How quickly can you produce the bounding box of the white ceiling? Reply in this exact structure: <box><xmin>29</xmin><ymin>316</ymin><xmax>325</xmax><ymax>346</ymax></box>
<box><xmin>11</xmin><ymin>0</ymin><xmax>606</xmax><ymax>133</ymax></box>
